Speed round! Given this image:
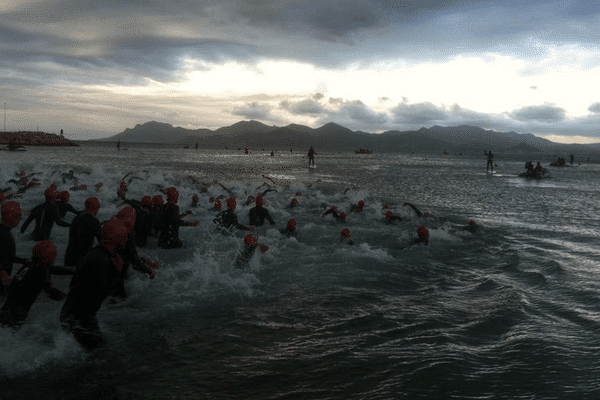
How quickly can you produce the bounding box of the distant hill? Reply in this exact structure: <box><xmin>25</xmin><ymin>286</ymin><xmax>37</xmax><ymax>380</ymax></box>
<box><xmin>100</xmin><ymin>120</ymin><xmax>600</xmax><ymax>154</ymax></box>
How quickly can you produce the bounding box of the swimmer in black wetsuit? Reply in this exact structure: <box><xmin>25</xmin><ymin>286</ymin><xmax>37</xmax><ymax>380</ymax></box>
<box><xmin>339</xmin><ymin>228</ymin><xmax>354</xmax><ymax>245</ymax></box>
<box><xmin>349</xmin><ymin>200</ymin><xmax>365</xmax><ymax>213</ymax></box>
<box><xmin>410</xmin><ymin>225</ymin><xmax>429</xmax><ymax>246</ymax></box>
<box><xmin>61</xmin><ymin>220</ymin><xmax>153</xmax><ymax>349</ymax></box>
<box><xmin>383</xmin><ymin>211</ymin><xmax>403</xmax><ymax>224</ymax></box>
<box><xmin>463</xmin><ymin>220</ymin><xmax>478</xmax><ymax>233</ymax></box>
<box><xmin>20</xmin><ymin>187</ymin><xmax>71</xmax><ymax>241</ymax></box>
<box><xmin>150</xmin><ymin>195</ymin><xmax>164</xmax><ymax>237</ymax></box>
<box><xmin>234</xmin><ymin>234</ymin><xmax>269</xmax><ymax>268</ymax></box>
<box><xmin>56</xmin><ymin>191</ymin><xmax>81</xmax><ymax>219</ymax></box>
<box><xmin>289</xmin><ymin>198</ymin><xmax>299</xmax><ymax>208</ymax></box>
<box><xmin>214</xmin><ymin>198</ymin><xmax>253</xmax><ymax>232</ymax></box>
<box><xmin>190</xmin><ymin>194</ymin><xmax>200</xmax><ymax>208</ymax></box>
<box><xmin>279</xmin><ymin>219</ymin><xmax>297</xmax><ymax>238</ymax></box>
<box><xmin>64</xmin><ymin>197</ymin><xmax>102</xmax><ymax>267</ymax></box>
<box><xmin>110</xmin><ymin>207</ymin><xmax>155</xmax><ymax>299</ymax></box>
<box><xmin>123</xmin><ymin>196</ymin><xmax>154</xmax><ymax>248</ymax></box>
<box><xmin>158</xmin><ymin>188</ymin><xmax>199</xmax><ymax>249</ymax></box>
<box><xmin>248</xmin><ymin>195</ymin><xmax>275</xmax><ymax>227</ymax></box>
<box><xmin>321</xmin><ymin>206</ymin><xmax>347</xmax><ymax>222</ymax></box>
<box><xmin>0</xmin><ymin>240</ymin><xmax>73</xmax><ymax>329</ymax></box>
<box><xmin>403</xmin><ymin>202</ymin><xmax>431</xmax><ymax>219</ymax></box>
<box><xmin>0</xmin><ymin>201</ymin><xmax>28</xmax><ymax>297</ymax></box>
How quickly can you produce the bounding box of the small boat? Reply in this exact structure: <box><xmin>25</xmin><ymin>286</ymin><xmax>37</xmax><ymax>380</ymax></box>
<box><xmin>355</xmin><ymin>149</ymin><xmax>372</xmax><ymax>154</ymax></box>
<box><xmin>519</xmin><ymin>170</ymin><xmax>550</xmax><ymax>179</ymax></box>
<box><xmin>1</xmin><ymin>141</ymin><xmax>26</xmax><ymax>151</ymax></box>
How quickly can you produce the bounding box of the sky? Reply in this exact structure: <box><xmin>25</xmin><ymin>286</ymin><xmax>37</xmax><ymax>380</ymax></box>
<box><xmin>2</xmin><ymin>0</ymin><xmax>600</xmax><ymax>142</ymax></box>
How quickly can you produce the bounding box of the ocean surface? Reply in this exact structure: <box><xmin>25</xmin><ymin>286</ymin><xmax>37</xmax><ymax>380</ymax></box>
<box><xmin>2</xmin><ymin>144</ymin><xmax>600</xmax><ymax>400</ymax></box>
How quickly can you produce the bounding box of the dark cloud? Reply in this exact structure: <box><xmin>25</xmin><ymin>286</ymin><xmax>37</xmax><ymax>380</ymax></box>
<box><xmin>509</xmin><ymin>103</ymin><xmax>566</xmax><ymax>122</ymax></box>
<box><xmin>588</xmin><ymin>103</ymin><xmax>600</xmax><ymax>113</ymax></box>
<box><xmin>280</xmin><ymin>99</ymin><xmax>327</xmax><ymax>116</ymax></box>
<box><xmin>390</xmin><ymin>101</ymin><xmax>448</xmax><ymax>124</ymax></box>
<box><xmin>337</xmin><ymin>100</ymin><xmax>388</xmax><ymax>124</ymax></box>
<box><xmin>231</xmin><ymin>102</ymin><xmax>282</xmax><ymax>123</ymax></box>
<box><xmin>312</xmin><ymin>93</ymin><xmax>325</xmax><ymax>100</ymax></box>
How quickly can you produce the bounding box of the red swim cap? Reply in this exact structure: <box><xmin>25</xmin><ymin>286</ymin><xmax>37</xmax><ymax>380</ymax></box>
<box><xmin>114</xmin><ymin>206</ymin><xmax>136</xmax><ymax>233</ymax></box>
<box><xmin>214</xmin><ymin>199</ymin><xmax>222</xmax><ymax>210</ymax></box>
<box><xmin>341</xmin><ymin>228</ymin><xmax>352</xmax><ymax>238</ymax></box>
<box><xmin>226</xmin><ymin>197</ymin><xmax>236</xmax><ymax>211</ymax></box>
<box><xmin>85</xmin><ymin>197</ymin><xmax>101</xmax><ymax>214</ymax></box>
<box><xmin>58</xmin><ymin>191</ymin><xmax>70</xmax><ymax>202</ymax></box>
<box><xmin>244</xmin><ymin>233</ymin><xmax>258</xmax><ymax>246</ymax></box>
<box><xmin>45</xmin><ymin>187</ymin><xmax>57</xmax><ymax>201</ymax></box>
<box><xmin>32</xmin><ymin>240</ymin><xmax>57</xmax><ymax>267</ymax></box>
<box><xmin>247</xmin><ymin>195</ymin><xmax>255</xmax><ymax>203</ymax></box>
<box><xmin>166</xmin><ymin>187</ymin><xmax>179</xmax><ymax>203</ymax></box>
<box><xmin>255</xmin><ymin>196</ymin><xmax>264</xmax><ymax>207</ymax></box>
<box><xmin>120</xmin><ymin>181</ymin><xmax>127</xmax><ymax>190</ymax></box>
<box><xmin>469</xmin><ymin>220</ymin><xmax>476</xmax><ymax>226</ymax></box>
<box><xmin>1</xmin><ymin>201</ymin><xmax>22</xmax><ymax>225</ymax></box>
<box><xmin>417</xmin><ymin>225</ymin><xmax>429</xmax><ymax>240</ymax></box>
<box><xmin>141</xmin><ymin>196</ymin><xmax>152</xmax><ymax>209</ymax></box>
<box><xmin>153</xmin><ymin>195</ymin><xmax>164</xmax><ymax>206</ymax></box>
<box><xmin>358</xmin><ymin>200</ymin><xmax>365</xmax><ymax>208</ymax></box>
<box><xmin>386</xmin><ymin>211</ymin><xmax>393</xmax><ymax>218</ymax></box>
<box><xmin>101</xmin><ymin>220</ymin><xmax>129</xmax><ymax>249</ymax></box>
<box><xmin>117</xmin><ymin>189</ymin><xmax>126</xmax><ymax>198</ymax></box>
<box><xmin>291</xmin><ymin>198</ymin><xmax>299</xmax><ymax>205</ymax></box>
<box><xmin>287</xmin><ymin>218</ymin><xmax>297</xmax><ymax>230</ymax></box>
<box><xmin>340</xmin><ymin>212</ymin><xmax>347</xmax><ymax>221</ymax></box>
<box><xmin>295</xmin><ymin>192</ymin><xmax>301</xmax><ymax>197</ymax></box>
<box><xmin>192</xmin><ymin>194</ymin><xmax>199</xmax><ymax>202</ymax></box>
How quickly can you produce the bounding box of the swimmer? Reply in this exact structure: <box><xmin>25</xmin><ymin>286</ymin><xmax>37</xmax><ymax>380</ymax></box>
<box><xmin>64</xmin><ymin>197</ymin><xmax>102</xmax><ymax>267</ymax></box>
<box><xmin>56</xmin><ymin>190</ymin><xmax>81</xmax><ymax>219</ymax></box>
<box><xmin>190</xmin><ymin>194</ymin><xmax>200</xmax><ymax>208</ymax></box>
<box><xmin>410</xmin><ymin>225</ymin><xmax>429</xmax><ymax>246</ymax></box>
<box><xmin>213</xmin><ymin>197</ymin><xmax>253</xmax><ymax>232</ymax></box>
<box><xmin>403</xmin><ymin>202</ymin><xmax>431</xmax><ymax>219</ymax></box>
<box><xmin>209</xmin><ymin>198</ymin><xmax>223</xmax><ymax>212</ymax></box>
<box><xmin>0</xmin><ymin>240</ymin><xmax>73</xmax><ymax>329</ymax></box>
<box><xmin>20</xmin><ymin>187</ymin><xmax>71</xmax><ymax>241</ymax></box>
<box><xmin>289</xmin><ymin>198</ymin><xmax>299</xmax><ymax>208</ymax></box>
<box><xmin>383</xmin><ymin>211</ymin><xmax>403</xmax><ymax>224</ymax></box>
<box><xmin>123</xmin><ymin>196</ymin><xmax>155</xmax><ymax>247</ymax></box>
<box><xmin>0</xmin><ymin>201</ymin><xmax>28</xmax><ymax>297</ymax></box>
<box><xmin>463</xmin><ymin>220</ymin><xmax>478</xmax><ymax>233</ymax></box>
<box><xmin>150</xmin><ymin>195</ymin><xmax>164</xmax><ymax>237</ymax></box>
<box><xmin>280</xmin><ymin>218</ymin><xmax>297</xmax><ymax>238</ymax></box>
<box><xmin>111</xmin><ymin>207</ymin><xmax>155</xmax><ymax>298</ymax></box>
<box><xmin>349</xmin><ymin>200</ymin><xmax>365</xmax><ymax>213</ymax></box>
<box><xmin>339</xmin><ymin>228</ymin><xmax>354</xmax><ymax>245</ymax></box>
<box><xmin>321</xmin><ymin>206</ymin><xmax>347</xmax><ymax>223</ymax></box>
<box><xmin>248</xmin><ymin>195</ymin><xmax>275</xmax><ymax>227</ymax></box>
<box><xmin>61</xmin><ymin>220</ymin><xmax>147</xmax><ymax>349</ymax></box>
<box><xmin>157</xmin><ymin>188</ymin><xmax>199</xmax><ymax>249</ymax></box>
<box><xmin>234</xmin><ymin>234</ymin><xmax>269</xmax><ymax>268</ymax></box>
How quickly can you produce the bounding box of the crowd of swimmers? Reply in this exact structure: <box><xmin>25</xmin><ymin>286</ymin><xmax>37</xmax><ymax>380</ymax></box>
<box><xmin>0</xmin><ymin>164</ymin><xmax>478</xmax><ymax>351</ymax></box>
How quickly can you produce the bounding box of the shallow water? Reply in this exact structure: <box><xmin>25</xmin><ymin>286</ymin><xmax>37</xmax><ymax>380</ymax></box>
<box><xmin>1</xmin><ymin>146</ymin><xmax>600</xmax><ymax>399</ymax></box>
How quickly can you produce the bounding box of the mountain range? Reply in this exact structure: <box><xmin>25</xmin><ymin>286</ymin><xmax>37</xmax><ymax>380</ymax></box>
<box><xmin>101</xmin><ymin>120</ymin><xmax>600</xmax><ymax>155</ymax></box>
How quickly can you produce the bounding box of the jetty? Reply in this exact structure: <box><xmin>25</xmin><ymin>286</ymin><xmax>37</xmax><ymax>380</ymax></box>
<box><xmin>0</xmin><ymin>131</ymin><xmax>79</xmax><ymax>147</ymax></box>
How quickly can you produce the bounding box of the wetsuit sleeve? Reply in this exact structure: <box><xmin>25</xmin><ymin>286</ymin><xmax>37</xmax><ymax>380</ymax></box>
<box><xmin>20</xmin><ymin>208</ymin><xmax>38</xmax><ymax>234</ymax></box>
<box><xmin>266</xmin><ymin>210</ymin><xmax>275</xmax><ymax>225</ymax></box>
<box><xmin>52</xmin><ymin>205</ymin><xmax>71</xmax><ymax>228</ymax></box>
<box><xmin>66</xmin><ymin>203</ymin><xmax>81</xmax><ymax>216</ymax></box>
<box><xmin>404</xmin><ymin>203</ymin><xmax>424</xmax><ymax>218</ymax></box>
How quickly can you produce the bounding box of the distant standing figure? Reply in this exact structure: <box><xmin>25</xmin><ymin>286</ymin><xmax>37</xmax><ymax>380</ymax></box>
<box><xmin>487</xmin><ymin>150</ymin><xmax>494</xmax><ymax>172</ymax></box>
<box><xmin>570</xmin><ymin>154</ymin><xmax>574</xmax><ymax>165</ymax></box>
<box><xmin>308</xmin><ymin>146</ymin><xmax>316</xmax><ymax>166</ymax></box>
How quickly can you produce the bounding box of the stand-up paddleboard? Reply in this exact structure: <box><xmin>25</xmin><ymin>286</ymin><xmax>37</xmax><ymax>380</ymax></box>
<box><xmin>308</xmin><ymin>165</ymin><xmax>317</xmax><ymax>169</ymax></box>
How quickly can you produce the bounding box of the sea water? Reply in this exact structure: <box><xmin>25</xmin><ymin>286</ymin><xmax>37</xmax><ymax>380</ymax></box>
<box><xmin>1</xmin><ymin>144</ymin><xmax>600</xmax><ymax>400</ymax></box>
